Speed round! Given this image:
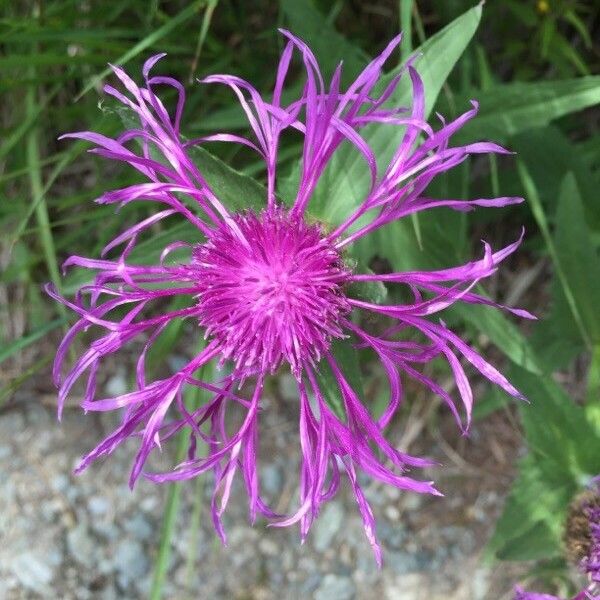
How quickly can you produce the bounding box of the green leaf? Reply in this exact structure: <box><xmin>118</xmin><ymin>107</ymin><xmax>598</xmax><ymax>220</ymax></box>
<box><xmin>520</xmin><ymin>163</ymin><xmax>592</xmax><ymax>349</ymax></box>
<box><xmin>510</xmin><ymin>126</ymin><xmax>600</xmax><ymax>229</ymax></box>
<box><xmin>346</xmin><ymin>266</ymin><xmax>387</xmax><ymax>305</ymax></box>
<box><xmin>586</xmin><ymin>345</ymin><xmax>600</xmax><ymax>427</ymax></box>
<box><xmin>488</xmin><ymin>459</ymin><xmax>569</xmax><ymax>561</ymax></box>
<box><xmin>316</xmin><ymin>338</ymin><xmax>365</xmax><ymax>421</ymax></box>
<box><xmin>186</xmin><ymin>145</ymin><xmax>266</xmax><ymax>214</ymax></box>
<box><xmin>512</xmin><ymin>365</ymin><xmax>600</xmax><ymax>479</ymax></box>
<box><xmin>304</xmin><ymin>3</ymin><xmax>482</xmax><ymax>226</ymax></box>
<box><xmin>488</xmin><ymin>365</ymin><xmax>600</xmax><ymax>562</ymax></box>
<box><xmin>554</xmin><ymin>173</ymin><xmax>600</xmax><ymax>343</ymax></box>
<box><xmin>116</xmin><ymin>106</ymin><xmax>267</xmax><ymax>215</ymax></box>
<box><xmin>455</xmin><ymin>302</ymin><xmax>544</xmax><ymax>376</ymax></box>
<box><xmin>450</xmin><ymin>76</ymin><xmax>600</xmax><ymax>143</ymax></box>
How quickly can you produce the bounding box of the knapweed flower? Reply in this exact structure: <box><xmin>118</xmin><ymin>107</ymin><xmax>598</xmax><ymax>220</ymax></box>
<box><xmin>514</xmin><ymin>486</ymin><xmax>600</xmax><ymax>600</ymax></box>
<box><xmin>565</xmin><ymin>488</ymin><xmax>600</xmax><ymax>596</ymax></box>
<box><xmin>515</xmin><ymin>586</ymin><xmax>595</xmax><ymax>600</ymax></box>
<box><xmin>514</xmin><ymin>588</ymin><xmax>563</xmax><ymax>600</ymax></box>
<box><xmin>49</xmin><ymin>31</ymin><xmax>531</xmax><ymax>564</ymax></box>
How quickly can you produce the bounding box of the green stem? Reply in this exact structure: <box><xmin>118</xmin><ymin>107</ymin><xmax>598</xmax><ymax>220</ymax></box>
<box><xmin>399</xmin><ymin>0</ymin><xmax>413</xmax><ymax>61</ymax></box>
<box><xmin>149</xmin><ymin>432</ymin><xmax>188</xmax><ymax>600</ymax></box>
<box><xmin>26</xmin><ymin>61</ymin><xmax>66</xmax><ymax>322</ymax></box>
<box><xmin>150</xmin><ymin>343</ymin><xmax>210</xmax><ymax>600</ymax></box>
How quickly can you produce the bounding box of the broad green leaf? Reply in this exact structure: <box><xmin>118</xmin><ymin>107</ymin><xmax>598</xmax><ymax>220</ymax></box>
<box><xmin>305</xmin><ymin>4</ymin><xmax>482</xmax><ymax>226</ymax></box>
<box><xmin>316</xmin><ymin>338</ymin><xmax>365</xmax><ymax>422</ymax></box>
<box><xmin>586</xmin><ymin>345</ymin><xmax>600</xmax><ymax>428</ymax></box>
<box><xmin>528</xmin><ymin>279</ymin><xmax>585</xmax><ymax>371</ymax></box>
<box><xmin>117</xmin><ymin>106</ymin><xmax>267</xmax><ymax>215</ymax></box>
<box><xmin>449</xmin><ymin>76</ymin><xmax>600</xmax><ymax>143</ymax></box>
<box><xmin>520</xmin><ymin>163</ymin><xmax>592</xmax><ymax>349</ymax></box>
<box><xmin>488</xmin><ymin>459</ymin><xmax>569</xmax><ymax>561</ymax></box>
<box><xmin>496</xmin><ymin>521</ymin><xmax>561</xmax><ymax>562</ymax></box>
<box><xmin>510</xmin><ymin>126</ymin><xmax>600</xmax><ymax>229</ymax></box>
<box><xmin>187</xmin><ymin>144</ymin><xmax>266</xmax><ymax>214</ymax></box>
<box><xmin>488</xmin><ymin>365</ymin><xmax>600</xmax><ymax>562</ymax></box>
<box><xmin>512</xmin><ymin>365</ymin><xmax>600</xmax><ymax>479</ymax></box>
<box><xmin>346</xmin><ymin>274</ymin><xmax>387</xmax><ymax>305</ymax></box>
<box><xmin>554</xmin><ymin>173</ymin><xmax>600</xmax><ymax>343</ymax></box>
<box><xmin>455</xmin><ymin>303</ymin><xmax>544</xmax><ymax>376</ymax></box>
<box><xmin>494</xmin><ymin>466</ymin><xmax>570</xmax><ymax>561</ymax></box>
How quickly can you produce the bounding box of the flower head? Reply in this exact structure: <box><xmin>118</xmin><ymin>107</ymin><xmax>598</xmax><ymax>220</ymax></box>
<box><xmin>514</xmin><ymin>587</ymin><xmax>562</xmax><ymax>600</ymax></box>
<box><xmin>566</xmin><ymin>488</ymin><xmax>600</xmax><ymax>588</ymax></box>
<box><xmin>194</xmin><ymin>207</ymin><xmax>350</xmax><ymax>377</ymax></box>
<box><xmin>50</xmin><ymin>31</ymin><xmax>531</xmax><ymax>563</ymax></box>
<box><xmin>514</xmin><ymin>486</ymin><xmax>600</xmax><ymax>600</ymax></box>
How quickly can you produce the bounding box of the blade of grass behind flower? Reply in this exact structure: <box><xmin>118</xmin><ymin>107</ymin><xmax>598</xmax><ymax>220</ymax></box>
<box><xmin>184</xmin><ymin>359</ymin><xmax>214</xmax><ymax>595</ymax></box>
<box><xmin>149</xmin><ymin>428</ymin><xmax>187</xmax><ymax>600</ymax></box>
<box><xmin>0</xmin><ymin>318</ymin><xmax>67</xmax><ymax>365</ymax></box>
<box><xmin>76</xmin><ymin>0</ymin><xmax>205</xmax><ymax>100</ymax></box>
<box><xmin>399</xmin><ymin>0</ymin><xmax>422</xmax><ymax>249</ymax></box>
<box><xmin>26</xmin><ymin>62</ymin><xmax>67</xmax><ymax>323</ymax></box>
<box><xmin>150</xmin><ymin>343</ymin><xmax>211</xmax><ymax>600</ymax></box>
<box><xmin>10</xmin><ymin>140</ymin><xmax>87</xmax><ymax>252</ymax></box>
<box><xmin>189</xmin><ymin>0</ymin><xmax>219</xmax><ymax>83</ymax></box>
<box><xmin>517</xmin><ymin>161</ymin><xmax>591</xmax><ymax>350</ymax></box>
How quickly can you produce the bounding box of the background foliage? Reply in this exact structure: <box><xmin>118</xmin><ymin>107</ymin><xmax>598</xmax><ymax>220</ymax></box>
<box><xmin>1</xmin><ymin>0</ymin><xmax>599</xmax><ymax>596</ymax></box>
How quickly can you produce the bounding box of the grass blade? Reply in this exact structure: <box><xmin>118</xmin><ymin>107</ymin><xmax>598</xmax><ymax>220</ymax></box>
<box><xmin>149</xmin><ymin>343</ymin><xmax>211</xmax><ymax>600</ymax></box>
<box><xmin>76</xmin><ymin>0</ymin><xmax>204</xmax><ymax>100</ymax></box>
<box><xmin>26</xmin><ymin>64</ymin><xmax>67</xmax><ymax>322</ymax></box>
<box><xmin>0</xmin><ymin>318</ymin><xmax>66</xmax><ymax>364</ymax></box>
<box><xmin>518</xmin><ymin>161</ymin><xmax>591</xmax><ymax>349</ymax></box>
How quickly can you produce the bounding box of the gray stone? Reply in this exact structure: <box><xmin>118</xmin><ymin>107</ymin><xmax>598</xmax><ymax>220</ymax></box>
<box><xmin>0</xmin><ymin>445</ymin><xmax>11</xmax><ymax>460</ymax></box>
<box><xmin>124</xmin><ymin>513</ymin><xmax>152</xmax><ymax>541</ymax></box>
<box><xmin>471</xmin><ymin>567</ymin><xmax>490</xmax><ymax>600</ymax></box>
<box><xmin>402</xmin><ymin>493</ymin><xmax>423</xmax><ymax>511</ymax></box>
<box><xmin>88</xmin><ymin>495</ymin><xmax>110</xmax><ymax>515</ymax></box>
<box><xmin>313</xmin><ymin>501</ymin><xmax>344</xmax><ymax>552</ymax></box>
<box><xmin>385</xmin><ymin>550</ymin><xmax>421</xmax><ymax>575</ymax></box>
<box><xmin>300</xmin><ymin>573</ymin><xmax>322</xmax><ymax>594</ymax></box>
<box><xmin>378</xmin><ymin>521</ymin><xmax>407</xmax><ymax>549</ymax></box>
<box><xmin>114</xmin><ymin>539</ymin><xmax>148</xmax><ymax>589</ymax></box>
<box><xmin>260</xmin><ymin>464</ymin><xmax>282</xmax><ymax>496</ymax></box>
<box><xmin>92</xmin><ymin>521</ymin><xmax>119</xmax><ymax>541</ymax></box>
<box><xmin>314</xmin><ymin>574</ymin><xmax>355</xmax><ymax>600</ymax></box>
<box><xmin>140</xmin><ymin>496</ymin><xmax>159</xmax><ymax>513</ymax></box>
<box><xmin>105</xmin><ymin>370</ymin><xmax>128</xmax><ymax>396</ymax></box>
<box><xmin>51</xmin><ymin>473</ymin><xmax>70</xmax><ymax>493</ymax></box>
<box><xmin>67</xmin><ymin>523</ymin><xmax>96</xmax><ymax>567</ymax></box>
<box><xmin>10</xmin><ymin>552</ymin><xmax>54</xmax><ymax>595</ymax></box>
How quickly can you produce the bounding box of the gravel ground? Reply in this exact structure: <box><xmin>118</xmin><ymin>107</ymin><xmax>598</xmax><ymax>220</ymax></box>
<box><xmin>1</xmin><ymin>370</ymin><xmax>526</xmax><ymax>600</ymax></box>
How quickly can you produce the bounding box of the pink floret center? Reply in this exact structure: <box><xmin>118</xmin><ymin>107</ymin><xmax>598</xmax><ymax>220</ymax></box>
<box><xmin>193</xmin><ymin>208</ymin><xmax>350</xmax><ymax>377</ymax></box>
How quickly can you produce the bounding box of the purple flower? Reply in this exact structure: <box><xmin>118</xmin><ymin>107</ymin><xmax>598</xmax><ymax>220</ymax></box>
<box><xmin>514</xmin><ymin>587</ymin><xmax>563</xmax><ymax>600</ymax></box>
<box><xmin>514</xmin><ymin>587</ymin><xmax>596</xmax><ymax>600</ymax></box>
<box><xmin>580</xmin><ymin>497</ymin><xmax>600</xmax><ymax>585</ymax></box>
<box><xmin>565</xmin><ymin>487</ymin><xmax>600</xmax><ymax>596</ymax></box>
<box><xmin>49</xmin><ymin>32</ymin><xmax>531</xmax><ymax>563</ymax></box>
<box><xmin>514</xmin><ymin>486</ymin><xmax>600</xmax><ymax>600</ymax></box>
